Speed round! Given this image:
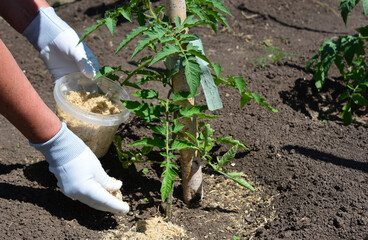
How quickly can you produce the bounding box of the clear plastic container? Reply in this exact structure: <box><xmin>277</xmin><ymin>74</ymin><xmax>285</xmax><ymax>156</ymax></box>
<box><xmin>54</xmin><ymin>72</ymin><xmax>130</xmax><ymax>158</ymax></box>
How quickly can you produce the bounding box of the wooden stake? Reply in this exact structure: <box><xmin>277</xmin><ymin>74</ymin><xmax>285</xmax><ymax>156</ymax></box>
<box><xmin>165</xmin><ymin>0</ymin><xmax>203</xmax><ymax>204</ymax></box>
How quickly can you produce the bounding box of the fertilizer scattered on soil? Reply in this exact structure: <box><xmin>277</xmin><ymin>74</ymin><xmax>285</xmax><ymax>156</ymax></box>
<box><xmin>102</xmin><ymin>216</ymin><xmax>187</xmax><ymax>240</ymax></box>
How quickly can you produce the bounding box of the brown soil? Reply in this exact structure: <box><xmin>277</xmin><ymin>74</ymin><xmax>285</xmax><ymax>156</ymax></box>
<box><xmin>1</xmin><ymin>0</ymin><xmax>367</xmax><ymax>239</ymax></box>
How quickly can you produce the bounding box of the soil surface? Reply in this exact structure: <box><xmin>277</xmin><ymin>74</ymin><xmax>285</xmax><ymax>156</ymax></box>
<box><xmin>1</xmin><ymin>0</ymin><xmax>368</xmax><ymax>239</ymax></box>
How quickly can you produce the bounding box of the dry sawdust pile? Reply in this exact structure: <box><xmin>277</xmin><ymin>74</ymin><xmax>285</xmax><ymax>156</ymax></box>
<box><xmin>103</xmin><ymin>216</ymin><xmax>186</xmax><ymax>240</ymax></box>
<box><xmin>66</xmin><ymin>90</ymin><xmax>121</xmax><ymax>115</ymax></box>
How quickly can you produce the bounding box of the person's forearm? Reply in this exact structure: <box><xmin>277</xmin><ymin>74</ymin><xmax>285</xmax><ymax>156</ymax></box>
<box><xmin>0</xmin><ymin>39</ymin><xmax>61</xmax><ymax>143</ymax></box>
<box><xmin>0</xmin><ymin>0</ymin><xmax>50</xmax><ymax>33</ymax></box>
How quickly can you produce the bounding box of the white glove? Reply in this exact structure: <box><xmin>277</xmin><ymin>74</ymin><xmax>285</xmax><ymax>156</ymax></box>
<box><xmin>30</xmin><ymin>123</ymin><xmax>129</xmax><ymax>215</ymax></box>
<box><xmin>23</xmin><ymin>7</ymin><xmax>100</xmax><ymax>81</ymax></box>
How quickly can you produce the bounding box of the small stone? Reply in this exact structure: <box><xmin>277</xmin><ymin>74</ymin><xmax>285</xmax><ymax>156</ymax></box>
<box><xmin>333</xmin><ymin>217</ymin><xmax>344</xmax><ymax>228</ymax></box>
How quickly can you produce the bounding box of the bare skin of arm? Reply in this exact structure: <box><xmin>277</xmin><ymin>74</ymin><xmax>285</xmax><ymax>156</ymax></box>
<box><xmin>0</xmin><ymin>0</ymin><xmax>50</xmax><ymax>33</ymax></box>
<box><xmin>0</xmin><ymin>1</ymin><xmax>60</xmax><ymax>143</ymax></box>
<box><xmin>0</xmin><ymin>39</ymin><xmax>61</xmax><ymax>143</ymax></box>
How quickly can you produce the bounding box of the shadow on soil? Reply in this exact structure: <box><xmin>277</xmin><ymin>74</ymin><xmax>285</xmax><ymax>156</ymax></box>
<box><xmin>283</xmin><ymin>145</ymin><xmax>368</xmax><ymax>173</ymax></box>
<box><xmin>236</xmin><ymin>3</ymin><xmax>348</xmax><ymax>35</ymax></box>
<box><xmin>19</xmin><ymin>161</ymin><xmax>118</xmax><ymax>230</ymax></box>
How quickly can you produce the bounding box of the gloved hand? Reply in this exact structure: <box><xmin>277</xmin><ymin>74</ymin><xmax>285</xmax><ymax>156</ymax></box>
<box><xmin>22</xmin><ymin>7</ymin><xmax>100</xmax><ymax>81</ymax></box>
<box><xmin>30</xmin><ymin>123</ymin><xmax>129</xmax><ymax>215</ymax></box>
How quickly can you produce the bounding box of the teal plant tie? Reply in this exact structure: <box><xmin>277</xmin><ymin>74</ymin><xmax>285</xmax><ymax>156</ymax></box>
<box><xmin>189</xmin><ymin>35</ymin><xmax>223</xmax><ymax>111</ymax></box>
<box><xmin>164</xmin><ymin>35</ymin><xmax>223</xmax><ymax>111</ymax></box>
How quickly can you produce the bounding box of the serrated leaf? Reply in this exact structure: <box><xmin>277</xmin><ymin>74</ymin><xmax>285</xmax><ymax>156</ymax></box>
<box><xmin>187</xmin><ymin>4</ymin><xmax>207</xmax><ymax>21</ymax></box>
<box><xmin>128</xmin><ymin>136</ymin><xmax>165</xmax><ymax>149</ymax></box>
<box><xmin>79</xmin><ymin>19</ymin><xmax>105</xmax><ymax>44</ymax></box>
<box><xmin>356</xmin><ymin>25</ymin><xmax>368</xmax><ymax>36</ymax></box>
<box><xmin>184</xmin><ymin>59</ymin><xmax>202</xmax><ymax>95</ymax></box>
<box><xmin>240</xmin><ymin>92</ymin><xmax>252</xmax><ymax>108</ymax></box>
<box><xmin>131</xmin><ymin>89</ymin><xmax>159</xmax><ymax>99</ymax></box>
<box><xmin>204</xmin><ymin>7</ymin><xmax>229</xmax><ymax>28</ymax></box>
<box><xmin>105</xmin><ymin>17</ymin><xmax>117</xmax><ymax>36</ymax></box>
<box><xmin>94</xmin><ymin>66</ymin><xmax>121</xmax><ymax>79</ymax></box>
<box><xmin>230</xmin><ymin>177</ymin><xmax>254</xmax><ymax>191</ymax></box>
<box><xmin>170</xmin><ymin>123</ymin><xmax>185</xmax><ymax>133</ymax></box>
<box><xmin>217</xmin><ymin>136</ymin><xmax>248</xmax><ymax>150</ymax></box>
<box><xmin>205</xmin><ymin>0</ymin><xmax>232</xmax><ymax>16</ymax></box>
<box><xmin>118</xmin><ymin>7</ymin><xmax>132</xmax><ymax>22</ymax></box>
<box><xmin>213</xmin><ymin>63</ymin><xmax>223</xmax><ymax>78</ymax></box>
<box><xmin>230</xmin><ymin>76</ymin><xmax>246</xmax><ymax>92</ymax></box>
<box><xmin>131</xmin><ymin>25</ymin><xmax>167</xmax><ymax>59</ymax></box>
<box><xmin>339</xmin><ymin>0</ymin><xmax>359</xmax><ymax>24</ymax></box>
<box><xmin>116</xmin><ymin>26</ymin><xmax>148</xmax><ymax>54</ymax></box>
<box><xmin>226</xmin><ymin>172</ymin><xmax>244</xmax><ymax>178</ymax></box>
<box><xmin>197</xmin><ymin>113</ymin><xmax>220</xmax><ymax>119</ymax></box>
<box><xmin>171</xmin><ymin>139</ymin><xmax>198</xmax><ymax>150</ymax></box>
<box><xmin>218</xmin><ymin>145</ymin><xmax>238</xmax><ymax>167</ymax></box>
<box><xmin>161</xmin><ymin>166</ymin><xmax>179</xmax><ymax>201</ymax></box>
<box><xmin>352</xmin><ymin>93</ymin><xmax>368</xmax><ymax>105</ymax></box>
<box><xmin>147</xmin><ymin>125</ymin><xmax>167</xmax><ymax>135</ymax></box>
<box><xmin>150</xmin><ymin>44</ymin><xmax>181</xmax><ymax>66</ymax></box>
<box><xmin>179</xmin><ymin>105</ymin><xmax>208</xmax><ymax>118</ymax></box>
<box><xmin>173</xmin><ymin>91</ymin><xmax>193</xmax><ymax>102</ymax></box>
<box><xmin>341</xmin><ymin>103</ymin><xmax>352</xmax><ymax>125</ymax></box>
<box><xmin>362</xmin><ymin>0</ymin><xmax>368</xmax><ymax>15</ymax></box>
<box><xmin>186</xmin><ymin>43</ymin><xmax>212</xmax><ymax>66</ymax></box>
<box><xmin>340</xmin><ymin>35</ymin><xmax>362</xmax><ymax>65</ymax></box>
<box><xmin>339</xmin><ymin>89</ymin><xmax>351</xmax><ymax>100</ymax></box>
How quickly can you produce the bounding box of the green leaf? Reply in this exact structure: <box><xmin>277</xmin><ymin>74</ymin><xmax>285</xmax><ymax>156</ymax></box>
<box><xmin>230</xmin><ymin>76</ymin><xmax>246</xmax><ymax>92</ymax></box>
<box><xmin>240</xmin><ymin>92</ymin><xmax>252</xmax><ymax>107</ymax></box>
<box><xmin>131</xmin><ymin>89</ymin><xmax>159</xmax><ymax>99</ymax></box>
<box><xmin>115</xmin><ymin>26</ymin><xmax>148</xmax><ymax>54</ymax></box>
<box><xmin>105</xmin><ymin>17</ymin><xmax>117</xmax><ymax>36</ymax></box>
<box><xmin>218</xmin><ymin>145</ymin><xmax>238</xmax><ymax>167</ymax></box>
<box><xmin>150</xmin><ymin>44</ymin><xmax>181</xmax><ymax>66</ymax></box>
<box><xmin>171</xmin><ymin>139</ymin><xmax>198</xmax><ymax>150</ymax></box>
<box><xmin>340</xmin><ymin>35</ymin><xmax>363</xmax><ymax>65</ymax></box>
<box><xmin>94</xmin><ymin>66</ymin><xmax>121</xmax><ymax>80</ymax></box>
<box><xmin>170</xmin><ymin>123</ymin><xmax>185</xmax><ymax>133</ymax></box>
<box><xmin>338</xmin><ymin>89</ymin><xmax>351</xmax><ymax>100</ymax></box>
<box><xmin>147</xmin><ymin>125</ymin><xmax>167</xmax><ymax>135</ymax></box>
<box><xmin>212</xmin><ymin>63</ymin><xmax>223</xmax><ymax>78</ymax></box>
<box><xmin>227</xmin><ymin>175</ymin><xmax>254</xmax><ymax>191</ymax></box>
<box><xmin>179</xmin><ymin>105</ymin><xmax>208</xmax><ymax>118</ymax></box>
<box><xmin>204</xmin><ymin>7</ymin><xmax>229</xmax><ymax>28</ymax></box>
<box><xmin>217</xmin><ymin>136</ymin><xmax>248</xmax><ymax>150</ymax></box>
<box><xmin>173</xmin><ymin>91</ymin><xmax>193</xmax><ymax>102</ymax></box>
<box><xmin>128</xmin><ymin>136</ymin><xmax>165</xmax><ymax>149</ymax></box>
<box><xmin>186</xmin><ymin>43</ymin><xmax>212</xmax><ymax>66</ymax></box>
<box><xmin>79</xmin><ymin>19</ymin><xmax>105</xmax><ymax>44</ymax></box>
<box><xmin>351</xmin><ymin>93</ymin><xmax>368</xmax><ymax>105</ymax></box>
<box><xmin>131</xmin><ymin>25</ymin><xmax>167</xmax><ymax>59</ymax></box>
<box><xmin>339</xmin><ymin>0</ymin><xmax>359</xmax><ymax>24</ymax></box>
<box><xmin>226</xmin><ymin>172</ymin><xmax>244</xmax><ymax>178</ymax></box>
<box><xmin>118</xmin><ymin>7</ymin><xmax>132</xmax><ymax>22</ymax></box>
<box><xmin>161</xmin><ymin>164</ymin><xmax>179</xmax><ymax>201</ymax></box>
<box><xmin>205</xmin><ymin>0</ymin><xmax>232</xmax><ymax>16</ymax></box>
<box><xmin>184</xmin><ymin>59</ymin><xmax>202</xmax><ymax>95</ymax></box>
<box><xmin>363</xmin><ymin>0</ymin><xmax>368</xmax><ymax>15</ymax></box>
<box><xmin>309</xmin><ymin>38</ymin><xmax>338</xmax><ymax>91</ymax></box>
<box><xmin>356</xmin><ymin>25</ymin><xmax>368</xmax><ymax>36</ymax></box>
<box><xmin>187</xmin><ymin>4</ymin><xmax>207</xmax><ymax>21</ymax></box>
<box><xmin>341</xmin><ymin>103</ymin><xmax>352</xmax><ymax>125</ymax></box>
<box><xmin>197</xmin><ymin>113</ymin><xmax>220</xmax><ymax>119</ymax></box>
<box><xmin>305</xmin><ymin>53</ymin><xmax>320</xmax><ymax>72</ymax></box>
